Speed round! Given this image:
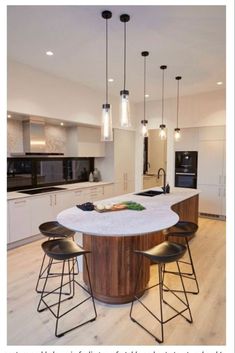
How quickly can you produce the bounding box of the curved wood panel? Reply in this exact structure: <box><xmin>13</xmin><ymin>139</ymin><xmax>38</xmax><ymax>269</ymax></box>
<box><xmin>83</xmin><ymin>194</ymin><xmax>199</xmax><ymax>304</ymax></box>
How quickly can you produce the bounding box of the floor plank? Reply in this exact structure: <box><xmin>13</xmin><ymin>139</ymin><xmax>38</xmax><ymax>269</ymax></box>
<box><xmin>7</xmin><ymin>217</ymin><xmax>226</xmax><ymax>345</ymax></box>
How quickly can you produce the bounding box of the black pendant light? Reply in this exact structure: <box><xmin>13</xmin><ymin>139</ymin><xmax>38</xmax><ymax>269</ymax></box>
<box><xmin>159</xmin><ymin>65</ymin><xmax>167</xmax><ymax>140</ymax></box>
<box><xmin>101</xmin><ymin>10</ymin><xmax>113</xmax><ymax>141</ymax></box>
<box><xmin>120</xmin><ymin>14</ymin><xmax>131</xmax><ymax>127</ymax></box>
<box><xmin>174</xmin><ymin>76</ymin><xmax>182</xmax><ymax>141</ymax></box>
<box><xmin>141</xmin><ymin>51</ymin><xmax>149</xmax><ymax>137</ymax></box>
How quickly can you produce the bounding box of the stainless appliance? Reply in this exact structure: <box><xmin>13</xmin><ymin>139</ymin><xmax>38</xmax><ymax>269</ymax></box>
<box><xmin>175</xmin><ymin>151</ymin><xmax>198</xmax><ymax>189</ymax></box>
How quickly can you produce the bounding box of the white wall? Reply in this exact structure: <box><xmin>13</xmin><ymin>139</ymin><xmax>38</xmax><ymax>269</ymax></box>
<box><xmin>7</xmin><ymin>60</ymin><xmax>136</xmax><ymax>129</ymax></box>
<box><xmin>7</xmin><ymin>60</ymin><xmax>225</xmax><ymax>190</ymax></box>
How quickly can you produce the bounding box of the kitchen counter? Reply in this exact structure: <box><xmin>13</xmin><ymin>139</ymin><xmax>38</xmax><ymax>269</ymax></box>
<box><xmin>57</xmin><ymin>187</ymin><xmax>199</xmax><ymax>304</ymax></box>
<box><xmin>57</xmin><ymin>187</ymin><xmax>199</xmax><ymax>236</ymax></box>
<box><xmin>7</xmin><ymin>181</ymin><xmax>113</xmax><ymax>200</ymax></box>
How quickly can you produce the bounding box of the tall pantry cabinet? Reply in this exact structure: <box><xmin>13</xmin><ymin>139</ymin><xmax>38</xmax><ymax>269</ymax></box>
<box><xmin>197</xmin><ymin>126</ymin><xmax>226</xmax><ymax>217</ymax></box>
<box><xmin>113</xmin><ymin>129</ymin><xmax>135</xmax><ymax>195</ymax></box>
<box><xmin>174</xmin><ymin>126</ymin><xmax>226</xmax><ymax>217</ymax></box>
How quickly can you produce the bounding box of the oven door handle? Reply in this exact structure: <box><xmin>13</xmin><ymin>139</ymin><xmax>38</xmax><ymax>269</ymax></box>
<box><xmin>175</xmin><ymin>172</ymin><xmax>196</xmax><ymax>176</ymax></box>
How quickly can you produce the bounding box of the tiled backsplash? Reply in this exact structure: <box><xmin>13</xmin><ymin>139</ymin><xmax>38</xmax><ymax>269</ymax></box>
<box><xmin>7</xmin><ymin>119</ymin><xmax>67</xmax><ymax>155</ymax></box>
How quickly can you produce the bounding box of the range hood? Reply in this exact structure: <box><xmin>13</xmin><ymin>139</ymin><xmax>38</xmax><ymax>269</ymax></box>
<box><xmin>11</xmin><ymin>118</ymin><xmax>63</xmax><ymax>156</ymax></box>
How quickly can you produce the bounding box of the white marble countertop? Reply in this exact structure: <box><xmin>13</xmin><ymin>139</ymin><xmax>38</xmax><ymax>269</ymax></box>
<box><xmin>57</xmin><ymin>187</ymin><xmax>200</xmax><ymax>237</ymax></box>
<box><xmin>7</xmin><ymin>181</ymin><xmax>113</xmax><ymax>200</ymax></box>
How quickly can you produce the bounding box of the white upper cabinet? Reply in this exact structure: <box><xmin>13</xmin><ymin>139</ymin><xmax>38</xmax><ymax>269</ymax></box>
<box><xmin>66</xmin><ymin>126</ymin><xmax>105</xmax><ymax>157</ymax></box>
<box><xmin>174</xmin><ymin>127</ymin><xmax>199</xmax><ymax>152</ymax></box>
<box><xmin>198</xmin><ymin>140</ymin><xmax>224</xmax><ymax>185</ymax></box>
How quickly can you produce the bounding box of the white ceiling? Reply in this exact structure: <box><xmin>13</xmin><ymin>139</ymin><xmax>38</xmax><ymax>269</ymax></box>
<box><xmin>7</xmin><ymin>5</ymin><xmax>226</xmax><ymax>103</ymax></box>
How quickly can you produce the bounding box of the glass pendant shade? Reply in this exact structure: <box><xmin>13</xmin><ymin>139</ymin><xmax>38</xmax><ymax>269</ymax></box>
<box><xmin>120</xmin><ymin>89</ymin><xmax>131</xmax><ymax>127</ymax></box>
<box><xmin>174</xmin><ymin>128</ymin><xmax>181</xmax><ymax>141</ymax></box>
<box><xmin>142</xmin><ymin>124</ymin><xmax>148</xmax><ymax>137</ymax></box>
<box><xmin>159</xmin><ymin>124</ymin><xmax>166</xmax><ymax>140</ymax></box>
<box><xmin>101</xmin><ymin>104</ymin><xmax>113</xmax><ymax>141</ymax></box>
<box><xmin>101</xmin><ymin>10</ymin><xmax>113</xmax><ymax>141</ymax></box>
<box><xmin>141</xmin><ymin>120</ymin><xmax>148</xmax><ymax>137</ymax></box>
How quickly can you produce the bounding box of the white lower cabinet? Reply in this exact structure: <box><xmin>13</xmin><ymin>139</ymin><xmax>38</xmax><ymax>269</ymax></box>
<box><xmin>8</xmin><ymin>198</ymin><xmax>32</xmax><ymax>242</ymax></box>
<box><xmin>31</xmin><ymin>195</ymin><xmax>54</xmax><ymax>235</ymax></box>
<box><xmin>8</xmin><ymin>183</ymin><xmax>115</xmax><ymax>244</ymax></box>
<box><xmin>103</xmin><ymin>184</ymin><xmax>114</xmax><ymax>199</ymax></box>
<box><xmin>198</xmin><ymin>184</ymin><xmax>226</xmax><ymax>216</ymax></box>
<box><xmin>86</xmin><ymin>185</ymin><xmax>104</xmax><ymax>202</ymax></box>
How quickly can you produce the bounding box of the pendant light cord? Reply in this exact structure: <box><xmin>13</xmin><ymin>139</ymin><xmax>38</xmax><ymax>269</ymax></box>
<box><xmin>176</xmin><ymin>79</ymin><xmax>180</xmax><ymax>128</ymax></box>
<box><xmin>161</xmin><ymin>68</ymin><xmax>165</xmax><ymax>125</ymax></box>
<box><xmin>123</xmin><ymin>21</ymin><xmax>126</xmax><ymax>90</ymax></box>
<box><xmin>105</xmin><ymin>18</ymin><xmax>108</xmax><ymax>104</ymax></box>
<box><xmin>144</xmin><ymin>56</ymin><xmax>146</xmax><ymax>122</ymax></box>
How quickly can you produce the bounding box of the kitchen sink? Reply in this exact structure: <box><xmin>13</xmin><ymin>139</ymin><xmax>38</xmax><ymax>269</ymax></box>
<box><xmin>18</xmin><ymin>186</ymin><xmax>66</xmax><ymax>195</ymax></box>
<box><xmin>135</xmin><ymin>190</ymin><xmax>163</xmax><ymax>197</ymax></box>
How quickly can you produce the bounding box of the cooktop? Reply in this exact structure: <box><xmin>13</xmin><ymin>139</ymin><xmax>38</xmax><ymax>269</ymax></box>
<box><xmin>18</xmin><ymin>186</ymin><xmax>66</xmax><ymax>195</ymax></box>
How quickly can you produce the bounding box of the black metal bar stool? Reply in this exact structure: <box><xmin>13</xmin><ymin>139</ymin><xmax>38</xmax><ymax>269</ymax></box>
<box><xmin>163</xmin><ymin>221</ymin><xmax>199</xmax><ymax>295</ymax></box>
<box><xmin>35</xmin><ymin>221</ymin><xmax>76</xmax><ymax>294</ymax></box>
<box><xmin>37</xmin><ymin>238</ymin><xmax>97</xmax><ymax>337</ymax></box>
<box><xmin>129</xmin><ymin>241</ymin><xmax>193</xmax><ymax>343</ymax></box>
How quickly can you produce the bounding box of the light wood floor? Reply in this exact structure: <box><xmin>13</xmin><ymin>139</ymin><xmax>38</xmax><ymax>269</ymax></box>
<box><xmin>7</xmin><ymin>217</ymin><xmax>226</xmax><ymax>346</ymax></box>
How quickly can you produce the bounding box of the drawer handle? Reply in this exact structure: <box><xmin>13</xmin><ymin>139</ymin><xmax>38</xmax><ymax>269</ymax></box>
<box><xmin>14</xmin><ymin>200</ymin><xmax>26</xmax><ymax>204</ymax></box>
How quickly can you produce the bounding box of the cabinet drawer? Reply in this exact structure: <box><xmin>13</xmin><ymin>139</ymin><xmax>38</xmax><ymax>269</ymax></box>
<box><xmin>8</xmin><ymin>198</ymin><xmax>32</xmax><ymax>242</ymax></box>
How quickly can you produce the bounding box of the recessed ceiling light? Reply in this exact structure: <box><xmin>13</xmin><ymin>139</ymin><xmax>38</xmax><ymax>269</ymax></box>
<box><xmin>60</xmin><ymin>122</ymin><xmax>64</xmax><ymax>126</ymax></box>
<box><xmin>216</xmin><ymin>81</ymin><xmax>223</xmax><ymax>85</ymax></box>
<box><xmin>7</xmin><ymin>114</ymin><xmax>11</xmax><ymax>118</ymax></box>
<box><xmin>46</xmin><ymin>51</ymin><xmax>54</xmax><ymax>56</ymax></box>
<box><xmin>108</xmin><ymin>78</ymin><xmax>114</xmax><ymax>82</ymax></box>
<box><xmin>145</xmin><ymin>94</ymin><xmax>149</xmax><ymax>98</ymax></box>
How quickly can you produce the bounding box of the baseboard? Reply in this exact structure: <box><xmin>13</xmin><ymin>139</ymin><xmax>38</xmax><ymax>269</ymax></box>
<box><xmin>7</xmin><ymin>233</ymin><xmax>43</xmax><ymax>250</ymax></box>
<box><xmin>199</xmin><ymin>212</ymin><xmax>226</xmax><ymax>221</ymax></box>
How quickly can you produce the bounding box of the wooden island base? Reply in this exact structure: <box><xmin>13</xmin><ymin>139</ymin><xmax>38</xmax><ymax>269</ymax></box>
<box><xmin>83</xmin><ymin>195</ymin><xmax>198</xmax><ymax>304</ymax></box>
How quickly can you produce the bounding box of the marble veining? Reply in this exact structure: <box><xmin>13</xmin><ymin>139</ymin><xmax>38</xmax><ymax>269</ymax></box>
<box><xmin>57</xmin><ymin>187</ymin><xmax>199</xmax><ymax>236</ymax></box>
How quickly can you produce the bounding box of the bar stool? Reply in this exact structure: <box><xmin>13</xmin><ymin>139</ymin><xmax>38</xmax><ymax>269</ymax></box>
<box><xmin>163</xmin><ymin>221</ymin><xmax>199</xmax><ymax>294</ymax></box>
<box><xmin>35</xmin><ymin>221</ymin><xmax>76</xmax><ymax>294</ymax></box>
<box><xmin>130</xmin><ymin>241</ymin><xmax>193</xmax><ymax>343</ymax></box>
<box><xmin>37</xmin><ymin>238</ymin><xmax>97</xmax><ymax>338</ymax></box>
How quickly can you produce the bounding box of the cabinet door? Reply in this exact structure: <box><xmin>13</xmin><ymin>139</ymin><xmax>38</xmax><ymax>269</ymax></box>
<box><xmin>103</xmin><ymin>184</ymin><xmax>114</xmax><ymax>199</ymax></box>
<box><xmin>198</xmin><ymin>184</ymin><xmax>222</xmax><ymax>215</ymax></box>
<box><xmin>70</xmin><ymin>189</ymin><xmax>87</xmax><ymax>206</ymax></box>
<box><xmin>114</xmin><ymin>129</ymin><xmax>135</xmax><ymax>182</ymax></box>
<box><xmin>198</xmin><ymin>140</ymin><xmax>224</xmax><ymax>185</ymax></box>
<box><xmin>31</xmin><ymin>195</ymin><xmax>54</xmax><ymax>235</ymax></box>
<box><xmin>86</xmin><ymin>186</ymin><xmax>104</xmax><ymax>202</ymax></box>
<box><xmin>221</xmin><ymin>186</ymin><xmax>226</xmax><ymax>216</ymax></box>
<box><xmin>52</xmin><ymin>191</ymin><xmax>75</xmax><ymax>216</ymax></box>
<box><xmin>8</xmin><ymin>198</ymin><xmax>32</xmax><ymax>242</ymax></box>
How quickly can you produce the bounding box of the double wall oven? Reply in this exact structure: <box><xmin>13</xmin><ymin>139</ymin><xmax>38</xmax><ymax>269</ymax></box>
<box><xmin>175</xmin><ymin>151</ymin><xmax>198</xmax><ymax>189</ymax></box>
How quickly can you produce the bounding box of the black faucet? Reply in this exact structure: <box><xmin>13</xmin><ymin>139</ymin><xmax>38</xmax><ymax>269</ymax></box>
<box><xmin>157</xmin><ymin>168</ymin><xmax>166</xmax><ymax>194</ymax></box>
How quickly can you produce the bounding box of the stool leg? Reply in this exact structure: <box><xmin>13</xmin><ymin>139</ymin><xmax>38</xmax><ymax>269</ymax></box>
<box><xmin>162</xmin><ymin>237</ymin><xmax>199</xmax><ymax>295</ymax></box>
<box><xmin>84</xmin><ymin>254</ymin><xmax>97</xmax><ymax>320</ymax></box>
<box><xmin>55</xmin><ymin>260</ymin><xmax>66</xmax><ymax>338</ymax></box>
<box><xmin>37</xmin><ymin>258</ymin><xmax>53</xmax><ymax>312</ymax></box>
<box><xmin>129</xmin><ymin>255</ymin><xmax>144</xmax><ymax>319</ymax></box>
<box><xmin>35</xmin><ymin>251</ymin><xmax>48</xmax><ymax>293</ymax></box>
<box><xmin>158</xmin><ymin>264</ymin><xmax>164</xmax><ymax>343</ymax></box>
<box><xmin>176</xmin><ymin>261</ymin><xmax>193</xmax><ymax>323</ymax></box>
<box><xmin>185</xmin><ymin>238</ymin><xmax>199</xmax><ymax>294</ymax></box>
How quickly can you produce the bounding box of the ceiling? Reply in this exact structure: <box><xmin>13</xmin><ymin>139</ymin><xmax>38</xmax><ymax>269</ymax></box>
<box><xmin>7</xmin><ymin>5</ymin><xmax>226</xmax><ymax>103</ymax></box>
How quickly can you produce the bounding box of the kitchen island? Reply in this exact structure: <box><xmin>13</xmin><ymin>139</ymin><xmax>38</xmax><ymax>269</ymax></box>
<box><xmin>57</xmin><ymin>187</ymin><xmax>199</xmax><ymax>304</ymax></box>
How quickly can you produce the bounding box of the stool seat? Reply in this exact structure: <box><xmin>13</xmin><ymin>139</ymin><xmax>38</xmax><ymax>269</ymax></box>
<box><xmin>42</xmin><ymin>238</ymin><xmax>89</xmax><ymax>261</ymax></box>
<box><xmin>135</xmin><ymin>241</ymin><xmax>186</xmax><ymax>264</ymax></box>
<box><xmin>166</xmin><ymin>221</ymin><xmax>198</xmax><ymax>237</ymax></box>
<box><xmin>39</xmin><ymin>221</ymin><xmax>75</xmax><ymax>238</ymax></box>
